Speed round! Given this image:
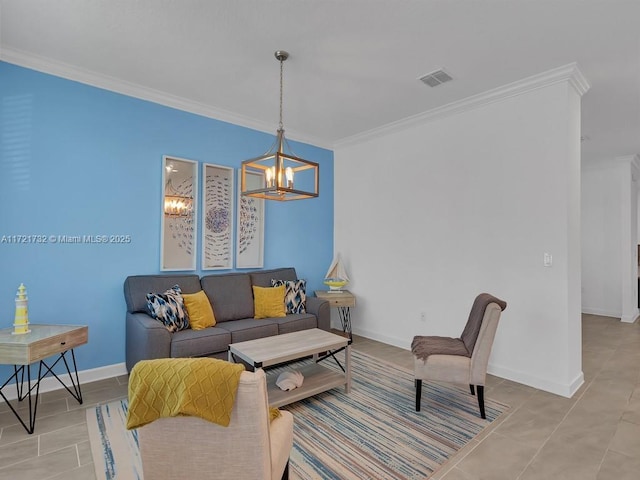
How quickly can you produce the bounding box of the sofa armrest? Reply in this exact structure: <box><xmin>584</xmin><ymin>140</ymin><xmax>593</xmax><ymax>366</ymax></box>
<box><xmin>306</xmin><ymin>297</ymin><xmax>330</xmax><ymax>331</ymax></box>
<box><xmin>125</xmin><ymin>312</ymin><xmax>171</xmax><ymax>372</ymax></box>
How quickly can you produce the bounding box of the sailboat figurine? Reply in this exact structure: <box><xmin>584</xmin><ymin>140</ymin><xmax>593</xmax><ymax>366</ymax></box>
<box><xmin>323</xmin><ymin>255</ymin><xmax>350</xmax><ymax>292</ymax></box>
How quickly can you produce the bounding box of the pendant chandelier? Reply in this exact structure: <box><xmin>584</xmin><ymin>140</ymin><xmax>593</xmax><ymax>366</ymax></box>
<box><xmin>240</xmin><ymin>51</ymin><xmax>319</xmax><ymax>201</ymax></box>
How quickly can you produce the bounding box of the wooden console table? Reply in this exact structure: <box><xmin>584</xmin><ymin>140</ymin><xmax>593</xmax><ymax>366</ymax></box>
<box><xmin>0</xmin><ymin>324</ymin><xmax>88</xmax><ymax>434</ymax></box>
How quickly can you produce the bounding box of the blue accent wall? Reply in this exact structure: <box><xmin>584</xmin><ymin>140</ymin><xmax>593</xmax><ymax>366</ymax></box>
<box><xmin>0</xmin><ymin>61</ymin><xmax>334</xmax><ymax>377</ymax></box>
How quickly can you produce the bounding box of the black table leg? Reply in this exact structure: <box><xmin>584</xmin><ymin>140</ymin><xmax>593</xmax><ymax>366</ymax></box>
<box><xmin>0</xmin><ymin>348</ymin><xmax>83</xmax><ymax>434</ymax></box>
<box><xmin>39</xmin><ymin>349</ymin><xmax>83</xmax><ymax>404</ymax></box>
<box><xmin>0</xmin><ymin>363</ymin><xmax>40</xmax><ymax>434</ymax></box>
<box><xmin>316</xmin><ymin>305</ymin><xmax>353</xmax><ymax>371</ymax></box>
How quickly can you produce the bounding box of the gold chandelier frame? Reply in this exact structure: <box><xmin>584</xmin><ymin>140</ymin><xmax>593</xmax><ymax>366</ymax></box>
<box><xmin>241</xmin><ymin>51</ymin><xmax>319</xmax><ymax>201</ymax></box>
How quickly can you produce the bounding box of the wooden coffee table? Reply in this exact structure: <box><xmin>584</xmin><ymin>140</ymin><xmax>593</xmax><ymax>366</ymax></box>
<box><xmin>228</xmin><ymin>328</ymin><xmax>351</xmax><ymax>407</ymax></box>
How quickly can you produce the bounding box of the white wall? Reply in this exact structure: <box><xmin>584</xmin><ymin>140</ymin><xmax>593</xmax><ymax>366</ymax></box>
<box><xmin>581</xmin><ymin>164</ymin><xmax>623</xmax><ymax>317</ymax></box>
<box><xmin>334</xmin><ymin>72</ymin><xmax>586</xmax><ymax>397</ymax></box>
<box><xmin>582</xmin><ymin>156</ymin><xmax>640</xmax><ymax>322</ymax></box>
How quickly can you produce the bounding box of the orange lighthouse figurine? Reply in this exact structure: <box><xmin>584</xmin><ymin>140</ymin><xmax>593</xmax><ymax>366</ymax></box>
<box><xmin>13</xmin><ymin>283</ymin><xmax>31</xmax><ymax>335</ymax></box>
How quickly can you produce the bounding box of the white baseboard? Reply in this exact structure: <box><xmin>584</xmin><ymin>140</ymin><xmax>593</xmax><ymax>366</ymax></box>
<box><xmin>2</xmin><ymin>362</ymin><xmax>128</xmax><ymax>401</ymax></box>
<box><xmin>352</xmin><ymin>326</ymin><xmax>411</xmax><ymax>351</ymax></box>
<box><xmin>581</xmin><ymin>307</ymin><xmax>621</xmax><ymax>318</ymax></box>
<box><xmin>582</xmin><ymin>307</ymin><xmax>638</xmax><ymax>323</ymax></box>
<box><xmin>568</xmin><ymin>371</ymin><xmax>585</xmax><ymax>396</ymax></box>
<box><xmin>621</xmin><ymin>310</ymin><xmax>639</xmax><ymax>323</ymax></box>
<box><xmin>488</xmin><ymin>363</ymin><xmax>584</xmax><ymax>398</ymax></box>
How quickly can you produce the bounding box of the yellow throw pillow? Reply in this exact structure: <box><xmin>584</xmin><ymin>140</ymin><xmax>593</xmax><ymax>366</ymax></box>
<box><xmin>182</xmin><ymin>290</ymin><xmax>216</xmax><ymax>330</ymax></box>
<box><xmin>253</xmin><ymin>285</ymin><xmax>286</xmax><ymax>319</ymax></box>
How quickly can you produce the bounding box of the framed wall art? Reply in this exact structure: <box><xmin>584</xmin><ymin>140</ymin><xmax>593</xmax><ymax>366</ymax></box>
<box><xmin>236</xmin><ymin>170</ymin><xmax>265</xmax><ymax>268</ymax></box>
<box><xmin>202</xmin><ymin>163</ymin><xmax>234</xmax><ymax>270</ymax></box>
<box><xmin>161</xmin><ymin>155</ymin><xmax>198</xmax><ymax>271</ymax></box>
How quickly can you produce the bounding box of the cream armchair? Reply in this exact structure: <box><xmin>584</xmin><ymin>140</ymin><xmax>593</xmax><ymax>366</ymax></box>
<box><xmin>412</xmin><ymin>293</ymin><xmax>507</xmax><ymax>419</ymax></box>
<box><xmin>137</xmin><ymin>368</ymin><xmax>294</xmax><ymax>480</ymax></box>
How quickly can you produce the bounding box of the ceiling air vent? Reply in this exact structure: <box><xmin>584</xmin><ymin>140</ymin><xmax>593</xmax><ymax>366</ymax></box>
<box><xmin>419</xmin><ymin>69</ymin><xmax>453</xmax><ymax>87</ymax></box>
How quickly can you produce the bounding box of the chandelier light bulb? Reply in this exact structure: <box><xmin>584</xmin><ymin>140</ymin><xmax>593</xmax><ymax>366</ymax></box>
<box><xmin>285</xmin><ymin>167</ymin><xmax>294</xmax><ymax>188</ymax></box>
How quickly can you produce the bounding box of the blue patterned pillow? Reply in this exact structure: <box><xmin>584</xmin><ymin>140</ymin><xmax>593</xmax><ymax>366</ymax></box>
<box><xmin>271</xmin><ymin>279</ymin><xmax>306</xmax><ymax>314</ymax></box>
<box><xmin>146</xmin><ymin>285</ymin><xmax>190</xmax><ymax>332</ymax></box>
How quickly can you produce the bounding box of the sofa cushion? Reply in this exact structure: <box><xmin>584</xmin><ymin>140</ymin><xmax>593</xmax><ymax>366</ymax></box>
<box><xmin>170</xmin><ymin>327</ymin><xmax>232</xmax><ymax>358</ymax></box>
<box><xmin>146</xmin><ymin>286</ymin><xmax>190</xmax><ymax>333</ymax></box>
<box><xmin>270</xmin><ymin>313</ymin><xmax>318</xmax><ymax>335</ymax></box>
<box><xmin>125</xmin><ymin>275</ymin><xmax>201</xmax><ymax>313</ymax></box>
<box><xmin>250</xmin><ymin>267</ymin><xmax>297</xmax><ymax>287</ymax></box>
<box><xmin>219</xmin><ymin>318</ymin><xmax>279</xmax><ymax>343</ymax></box>
<box><xmin>182</xmin><ymin>290</ymin><xmax>216</xmax><ymax>330</ymax></box>
<box><xmin>253</xmin><ymin>285</ymin><xmax>287</xmax><ymax>319</ymax></box>
<box><xmin>201</xmin><ymin>273</ymin><xmax>254</xmax><ymax>322</ymax></box>
<box><xmin>271</xmin><ymin>279</ymin><xmax>306</xmax><ymax>314</ymax></box>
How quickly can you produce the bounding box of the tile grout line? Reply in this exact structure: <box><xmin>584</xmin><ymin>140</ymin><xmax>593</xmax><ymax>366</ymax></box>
<box><xmin>75</xmin><ymin>442</ymin><xmax>81</xmax><ymax>469</ymax></box>
<box><xmin>595</xmin><ymin>339</ymin><xmax>637</xmax><ymax>473</ymax></box>
<box><xmin>516</xmin><ymin>381</ymin><xmax>595</xmax><ymax>478</ymax></box>
<box><xmin>514</xmin><ymin>325</ymin><xmax>622</xmax><ymax>480</ymax></box>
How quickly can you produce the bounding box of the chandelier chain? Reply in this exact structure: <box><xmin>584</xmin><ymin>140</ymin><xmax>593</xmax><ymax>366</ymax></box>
<box><xmin>279</xmin><ymin>57</ymin><xmax>284</xmax><ymax>131</ymax></box>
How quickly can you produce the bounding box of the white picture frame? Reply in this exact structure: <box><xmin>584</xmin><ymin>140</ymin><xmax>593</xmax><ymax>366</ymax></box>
<box><xmin>202</xmin><ymin>163</ymin><xmax>234</xmax><ymax>270</ymax></box>
<box><xmin>161</xmin><ymin>155</ymin><xmax>198</xmax><ymax>271</ymax></box>
<box><xmin>236</xmin><ymin>170</ymin><xmax>265</xmax><ymax>268</ymax></box>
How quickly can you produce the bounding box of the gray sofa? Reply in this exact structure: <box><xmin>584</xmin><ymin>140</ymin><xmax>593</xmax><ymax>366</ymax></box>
<box><xmin>124</xmin><ymin>267</ymin><xmax>330</xmax><ymax>372</ymax></box>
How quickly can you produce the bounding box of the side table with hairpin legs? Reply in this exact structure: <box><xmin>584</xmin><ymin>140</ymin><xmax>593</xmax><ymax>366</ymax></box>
<box><xmin>0</xmin><ymin>324</ymin><xmax>88</xmax><ymax>434</ymax></box>
<box><xmin>314</xmin><ymin>290</ymin><xmax>355</xmax><ymax>371</ymax></box>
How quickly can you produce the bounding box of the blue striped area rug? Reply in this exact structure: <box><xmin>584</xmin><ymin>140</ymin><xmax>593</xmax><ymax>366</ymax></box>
<box><xmin>87</xmin><ymin>350</ymin><xmax>508</xmax><ymax>480</ymax></box>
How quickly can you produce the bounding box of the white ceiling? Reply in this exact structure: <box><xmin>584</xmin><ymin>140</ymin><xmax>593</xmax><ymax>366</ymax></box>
<box><xmin>1</xmin><ymin>0</ymin><xmax>639</xmax><ymax>162</ymax></box>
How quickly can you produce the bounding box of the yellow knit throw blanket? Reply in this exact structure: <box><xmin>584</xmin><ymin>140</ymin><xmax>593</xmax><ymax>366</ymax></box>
<box><xmin>126</xmin><ymin>357</ymin><xmax>245</xmax><ymax>430</ymax></box>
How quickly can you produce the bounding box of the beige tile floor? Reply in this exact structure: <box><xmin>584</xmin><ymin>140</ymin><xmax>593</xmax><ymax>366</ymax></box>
<box><xmin>0</xmin><ymin>313</ymin><xmax>638</xmax><ymax>479</ymax></box>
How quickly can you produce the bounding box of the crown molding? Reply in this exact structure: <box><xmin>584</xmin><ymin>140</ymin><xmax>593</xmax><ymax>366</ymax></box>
<box><xmin>616</xmin><ymin>154</ymin><xmax>640</xmax><ymax>163</ymax></box>
<box><xmin>334</xmin><ymin>63</ymin><xmax>590</xmax><ymax>148</ymax></box>
<box><xmin>1</xmin><ymin>48</ymin><xmax>589</xmax><ymax>153</ymax></box>
<box><xmin>0</xmin><ymin>48</ymin><xmax>333</xmax><ymax>150</ymax></box>
<box><xmin>582</xmin><ymin>154</ymin><xmax>640</xmax><ymax>173</ymax></box>
<box><xmin>581</xmin><ymin>159</ymin><xmax>618</xmax><ymax>171</ymax></box>
<box><xmin>567</xmin><ymin>65</ymin><xmax>590</xmax><ymax>96</ymax></box>
<box><xmin>617</xmin><ymin>154</ymin><xmax>640</xmax><ymax>175</ymax></box>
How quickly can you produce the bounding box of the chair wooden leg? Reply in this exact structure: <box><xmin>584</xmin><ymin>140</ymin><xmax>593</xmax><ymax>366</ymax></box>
<box><xmin>415</xmin><ymin>379</ymin><xmax>422</xmax><ymax>411</ymax></box>
<box><xmin>281</xmin><ymin>459</ymin><xmax>289</xmax><ymax>480</ymax></box>
<box><xmin>477</xmin><ymin>385</ymin><xmax>486</xmax><ymax>419</ymax></box>
<box><xmin>469</xmin><ymin>384</ymin><xmax>475</xmax><ymax>395</ymax></box>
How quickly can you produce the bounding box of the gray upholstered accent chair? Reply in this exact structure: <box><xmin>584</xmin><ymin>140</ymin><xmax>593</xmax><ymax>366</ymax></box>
<box><xmin>138</xmin><ymin>369</ymin><xmax>293</xmax><ymax>480</ymax></box>
<box><xmin>411</xmin><ymin>293</ymin><xmax>507</xmax><ymax>419</ymax></box>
